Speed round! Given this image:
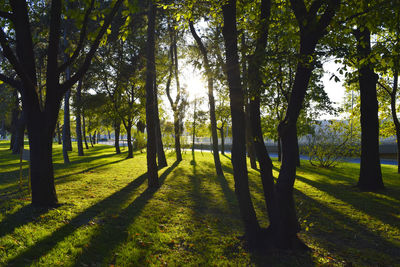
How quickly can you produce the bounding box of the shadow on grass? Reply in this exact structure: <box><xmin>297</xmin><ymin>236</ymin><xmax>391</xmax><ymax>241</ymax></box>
<box><xmin>296</xmin><ymin>173</ymin><xmax>400</xmax><ymax>230</ymax></box>
<box><xmin>5</xmin><ymin>161</ymin><xmax>179</xmax><ymax>266</ymax></box>
<box><xmin>221</xmin><ymin>154</ymin><xmax>231</xmax><ymax>160</ymax></box>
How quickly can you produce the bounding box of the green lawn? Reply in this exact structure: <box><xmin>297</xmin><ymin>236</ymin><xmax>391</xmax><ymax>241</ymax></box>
<box><xmin>0</xmin><ymin>141</ymin><xmax>399</xmax><ymax>266</ymax></box>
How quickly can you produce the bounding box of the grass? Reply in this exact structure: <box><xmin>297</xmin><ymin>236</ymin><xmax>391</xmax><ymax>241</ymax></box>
<box><xmin>0</xmin><ymin>140</ymin><xmax>399</xmax><ymax>266</ymax></box>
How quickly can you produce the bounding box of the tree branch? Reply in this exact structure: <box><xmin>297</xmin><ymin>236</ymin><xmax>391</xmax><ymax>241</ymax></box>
<box><xmin>377</xmin><ymin>80</ymin><xmax>392</xmax><ymax>95</ymax></box>
<box><xmin>57</xmin><ymin>0</ymin><xmax>95</xmax><ymax>74</ymax></box>
<box><xmin>0</xmin><ymin>73</ymin><xmax>21</xmax><ymax>89</ymax></box>
<box><xmin>60</xmin><ymin>0</ymin><xmax>124</xmax><ymax>94</ymax></box>
<box><xmin>0</xmin><ymin>27</ymin><xmax>31</xmax><ymax>88</ymax></box>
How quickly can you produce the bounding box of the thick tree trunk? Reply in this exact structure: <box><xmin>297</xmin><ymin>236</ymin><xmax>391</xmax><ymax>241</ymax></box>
<box><xmin>82</xmin><ymin>113</ymin><xmax>89</xmax><ymax>149</ymax></box>
<box><xmin>173</xmin><ymin>114</ymin><xmax>182</xmax><ymax>161</ymax></box>
<box><xmin>114</xmin><ymin>119</ymin><xmax>121</xmax><ymax>154</ymax></box>
<box><xmin>154</xmin><ymin>79</ymin><xmax>167</xmax><ymax>168</ymax></box>
<box><xmin>189</xmin><ymin>21</ymin><xmax>223</xmax><ymax>176</ymax></box>
<box><xmin>222</xmin><ymin>0</ymin><xmax>261</xmax><ymax>246</ymax></box>
<box><xmin>125</xmin><ymin>122</ymin><xmax>133</xmax><ymax>158</ymax></box>
<box><xmin>354</xmin><ymin>27</ymin><xmax>384</xmax><ymax>191</ymax></box>
<box><xmin>63</xmin><ymin>89</ymin><xmax>72</xmax><ymax>151</ymax></box>
<box><xmin>145</xmin><ymin>1</ymin><xmax>159</xmax><ymax>187</ymax></box>
<box><xmin>24</xmin><ymin>92</ymin><xmax>61</xmax><ymax>206</ymax></box>
<box><xmin>12</xmin><ymin>112</ymin><xmax>25</xmax><ymax>154</ymax></box>
<box><xmin>75</xmin><ymin>79</ymin><xmax>84</xmax><ymax>156</ymax></box>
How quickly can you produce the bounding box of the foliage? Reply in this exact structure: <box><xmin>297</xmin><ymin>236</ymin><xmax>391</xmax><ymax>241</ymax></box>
<box><xmin>302</xmin><ymin>120</ymin><xmax>360</xmax><ymax>168</ymax></box>
<box><xmin>133</xmin><ymin>131</ymin><xmax>146</xmax><ymax>152</ymax></box>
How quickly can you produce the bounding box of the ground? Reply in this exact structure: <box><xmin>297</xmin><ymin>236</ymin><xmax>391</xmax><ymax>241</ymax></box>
<box><xmin>0</xmin><ymin>141</ymin><xmax>399</xmax><ymax>266</ymax></box>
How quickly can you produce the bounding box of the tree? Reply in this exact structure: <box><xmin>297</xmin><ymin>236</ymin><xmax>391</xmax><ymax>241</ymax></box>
<box><xmin>145</xmin><ymin>1</ymin><xmax>159</xmax><ymax>187</ymax></box>
<box><xmin>189</xmin><ymin>20</ymin><xmax>224</xmax><ymax>176</ymax></box>
<box><xmin>0</xmin><ymin>0</ymin><xmax>124</xmax><ymax>206</ymax></box>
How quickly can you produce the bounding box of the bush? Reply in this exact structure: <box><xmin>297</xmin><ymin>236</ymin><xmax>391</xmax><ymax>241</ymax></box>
<box><xmin>133</xmin><ymin>131</ymin><xmax>146</xmax><ymax>153</ymax></box>
<box><xmin>302</xmin><ymin>120</ymin><xmax>360</xmax><ymax>168</ymax></box>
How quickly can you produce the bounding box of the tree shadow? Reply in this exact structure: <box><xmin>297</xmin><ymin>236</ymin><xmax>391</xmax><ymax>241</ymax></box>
<box><xmin>0</xmin><ymin>204</ymin><xmax>49</xmax><ymax>240</ymax></box>
<box><xmin>295</xmin><ymin>174</ymin><xmax>400</xmax><ymax>230</ymax></box>
<box><xmin>221</xmin><ymin>154</ymin><xmax>231</xmax><ymax>160</ymax></box>
<box><xmin>5</xmin><ymin>161</ymin><xmax>179</xmax><ymax>266</ymax></box>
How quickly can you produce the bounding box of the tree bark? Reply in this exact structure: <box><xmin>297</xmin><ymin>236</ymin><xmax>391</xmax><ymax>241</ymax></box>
<box><xmin>125</xmin><ymin>122</ymin><xmax>133</xmax><ymax>158</ymax></box>
<box><xmin>10</xmin><ymin>91</ymin><xmax>19</xmax><ymax>150</ymax></box>
<box><xmin>12</xmin><ymin>112</ymin><xmax>25</xmax><ymax>154</ymax></box>
<box><xmin>154</xmin><ymin>77</ymin><xmax>167</xmax><ymax>167</ymax></box>
<box><xmin>277</xmin><ymin>137</ymin><xmax>282</xmax><ymax>162</ymax></box>
<box><xmin>173</xmin><ymin>114</ymin><xmax>182</xmax><ymax>161</ymax></box>
<box><xmin>82</xmin><ymin>113</ymin><xmax>89</xmax><ymax>149</ymax></box>
<box><xmin>219</xmin><ymin>126</ymin><xmax>225</xmax><ymax>155</ymax></box>
<box><xmin>75</xmin><ymin>78</ymin><xmax>84</xmax><ymax>156</ymax></box>
<box><xmin>63</xmin><ymin>89</ymin><xmax>72</xmax><ymax>151</ymax></box>
<box><xmin>354</xmin><ymin>27</ymin><xmax>384</xmax><ymax>191</ymax></box>
<box><xmin>242</xmin><ymin>34</ymin><xmax>257</xmax><ymax>170</ymax></box>
<box><xmin>222</xmin><ymin>0</ymin><xmax>261</xmax><ymax>246</ymax></box>
<box><xmin>145</xmin><ymin>1</ymin><xmax>159</xmax><ymax>187</ymax></box>
<box><xmin>114</xmin><ymin>118</ymin><xmax>121</xmax><ymax>154</ymax></box>
<box><xmin>57</xmin><ymin>122</ymin><xmax>62</xmax><ymax>144</ymax></box>
<box><xmin>189</xmin><ymin>21</ymin><xmax>223</xmax><ymax>176</ymax></box>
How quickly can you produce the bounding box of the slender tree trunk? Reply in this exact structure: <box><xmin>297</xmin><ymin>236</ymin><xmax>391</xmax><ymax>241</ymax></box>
<box><xmin>242</xmin><ymin>34</ymin><xmax>257</xmax><ymax>170</ymax></box>
<box><xmin>222</xmin><ymin>0</ymin><xmax>261</xmax><ymax>246</ymax></box>
<box><xmin>108</xmin><ymin>130</ymin><xmax>111</xmax><ymax>140</ymax></box>
<box><xmin>154</xmin><ymin>78</ymin><xmax>167</xmax><ymax>167</ymax></box>
<box><xmin>192</xmin><ymin>123</ymin><xmax>196</xmax><ymax>155</ymax></box>
<box><xmin>189</xmin><ymin>21</ymin><xmax>223</xmax><ymax>176</ymax></box>
<box><xmin>391</xmin><ymin>70</ymin><xmax>400</xmax><ymax>173</ymax></box>
<box><xmin>75</xmin><ymin>78</ymin><xmax>84</xmax><ymax>156</ymax></box>
<box><xmin>10</xmin><ymin>92</ymin><xmax>19</xmax><ymax>150</ymax></box>
<box><xmin>12</xmin><ymin>112</ymin><xmax>25</xmax><ymax>154</ymax></box>
<box><xmin>173</xmin><ymin>114</ymin><xmax>182</xmax><ymax>161</ymax></box>
<box><xmin>63</xmin><ymin>89</ymin><xmax>72</xmax><ymax>151</ymax></box>
<box><xmin>219</xmin><ymin>127</ymin><xmax>225</xmax><ymax>155</ymax></box>
<box><xmin>125</xmin><ymin>122</ymin><xmax>133</xmax><ymax>158</ymax></box>
<box><xmin>82</xmin><ymin>113</ymin><xmax>89</xmax><ymax>149</ymax></box>
<box><xmin>93</xmin><ymin>131</ymin><xmax>96</xmax><ymax>145</ymax></box>
<box><xmin>145</xmin><ymin>1</ymin><xmax>159</xmax><ymax>187</ymax></box>
<box><xmin>57</xmin><ymin>122</ymin><xmax>62</xmax><ymax>144</ymax></box>
<box><xmin>114</xmin><ymin>119</ymin><xmax>121</xmax><ymax>154</ymax></box>
<box><xmin>354</xmin><ymin>27</ymin><xmax>384</xmax><ymax>191</ymax></box>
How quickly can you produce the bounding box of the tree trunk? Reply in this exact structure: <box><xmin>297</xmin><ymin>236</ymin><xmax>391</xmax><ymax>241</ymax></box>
<box><xmin>189</xmin><ymin>21</ymin><xmax>223</xmax><ymax>176</ymax></box>
<box><xmin>391</xmin><ymin>70</ymin><xmax>400</xmax><ymax>173</ymax></box>
<box><xmin>354</xmin><ymin>27</ymin><xmax>384</xmax><ymax>191</ymax></box>
<box><xmin>154</xmin><ymin>77</ymin><xmax>167</xmax><ymax>167</ymax></box>
<box><xmin>57</xmin><ymin>122</ymin><xmax>62</xmax><ymax>144</ymax></box>
<box><xmin>82</xmin><ymin>113</ymin><xmax>89</xmax><ymax>149</ymax></box>
<box><xmin>277</xmin><ymin>137</ymin><xmax>282</xmax><ymax>162</ymax></box>
<box><xmin>222</xmin><ymin>0</ymin><xmax>261</xmax><ymax>246</ymax></box>
<box><xmin>10</xmin><ymin>92</ymin><xmax>19</xmax><ymax>150</ymax></box>
<box><xmin>75</xmin><ymin>78</ymin><xmax>84</xmax><ymax>156</ymax></box>
<box><xmin>173</xmin><ymin>114</ymin><xmax>182</xmax><ymax>161</ymax></box>
<box><xmin>93</xmin><ymin>131</ymin><xmax>96</xmax><ymax>145</ymax></box>
<box><xmin>24</xmin><ymin>93</ymin><xmax>61</xmax><ymax>206</ymax></box>
<box><xmin>63</xmin><ymin>89</ymin><xmax>72</xmax><ymax>151</ymax></box>
<box><xmin>12</xmin><ymin>112</ymin><xmax>25</xmax><ymax>154</ymax></box>
<box><xmin>145</xmin><ymin>1</ymin><xmax>159</xmax><ymax>187</ymax></box>
<box><xmin>114</xmin><ymin>119</ymin><xmax>121</xmax><ymax>154</ymax></box>
<box><xmin>219</xmin><ymin>127</ymin><xmax>225</xmax><ymax>155</ymax></box>
<box><xmin>108</xmin><ymin>130</ymin><xmax>111</xmax><ymax>140</ymax></box>
<box><xmin>125</xmin><ymin>122</ymin><xmax>133</xmax><ymax>158</ymax></box>
<box><xmin>242</xmin><ymin>34</ymin><xmax>257</xmax><ymax>170</ymax></box>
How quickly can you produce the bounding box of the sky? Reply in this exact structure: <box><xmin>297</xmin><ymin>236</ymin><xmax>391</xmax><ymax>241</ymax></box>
<box><xmin>179</xmin><ymin>60</ymin><xmax>347</xmax><ymax>120</ymax></box>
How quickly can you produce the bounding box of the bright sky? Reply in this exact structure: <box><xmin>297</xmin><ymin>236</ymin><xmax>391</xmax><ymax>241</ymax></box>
<box><xmin>180</xmin><ymin>60</ymin><xmax>347</xmax><ymax>120</ymax></box>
